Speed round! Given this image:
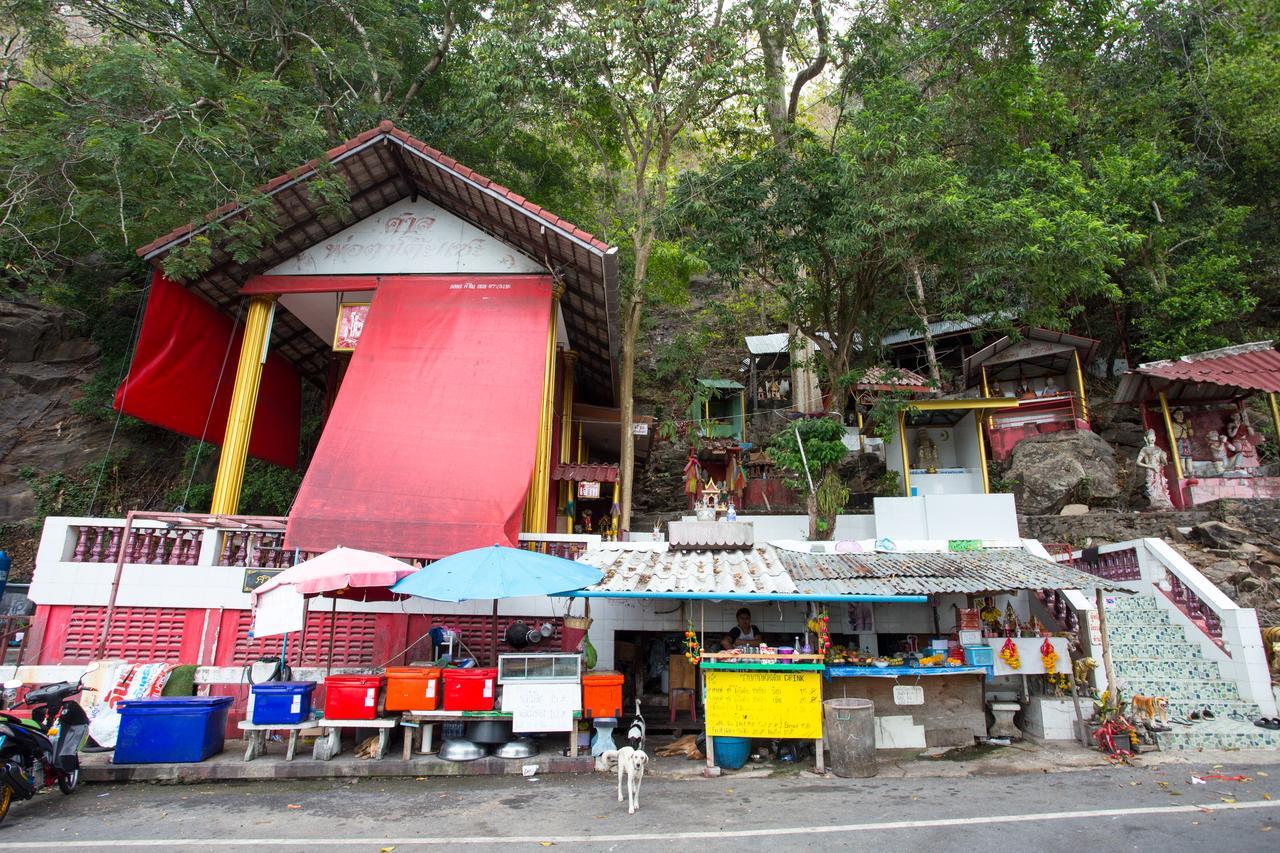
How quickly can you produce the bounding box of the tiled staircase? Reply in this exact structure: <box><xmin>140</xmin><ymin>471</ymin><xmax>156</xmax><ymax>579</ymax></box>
<box><xmin>1106</xmin><ymin>594</ymin><xmax>1280</xmax><ymax>750</ymax></box>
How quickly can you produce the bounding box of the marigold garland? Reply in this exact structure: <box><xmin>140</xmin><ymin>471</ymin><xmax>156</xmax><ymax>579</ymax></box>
<box><xmin>999</xmin><ymin>637</ymin><xmax>1021</xmax><ymax>669</ymax></box>
<box><xmin>1040</xmin><ymin>638</ymin><xmax>1058</xmax><ymax>673</ymax></box>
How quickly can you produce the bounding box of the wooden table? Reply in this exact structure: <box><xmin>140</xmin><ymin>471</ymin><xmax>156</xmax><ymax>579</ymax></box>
<box><xmin>237</xmin><ymin>720</ymin><xmax>318</xmax><ymax>761</ymax></box>
<box><xmin>312</xmin><ymin>718</ymin><xmax>398</xmax><ymax>761</ymax></box>
<box><xmin>399</xmin><ymin>710</ymin><xmax>582</xmax><ymax>760</ymax></box>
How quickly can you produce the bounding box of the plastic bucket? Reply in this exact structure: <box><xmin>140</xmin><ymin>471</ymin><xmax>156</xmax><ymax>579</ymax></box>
<box><xmin>712</xmin><ymin>736</ymin><xmax>752</xmax><ymax>770</ymax></box>
<box><xmin>822</xmin><ymin>698</ymin><xmax>877</xmax><ymax>778</ymax></box>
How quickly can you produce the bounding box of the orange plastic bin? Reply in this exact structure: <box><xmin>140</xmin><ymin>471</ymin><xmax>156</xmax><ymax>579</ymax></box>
<box><xmin>383</xmin><ymin>667</ymin><xmax>442</xmax><ymax>712</ymax></box>
<box><xmin>582</xmin><ymin>671</ymin><xmax>624</xmax><ymax>718</ymax></box>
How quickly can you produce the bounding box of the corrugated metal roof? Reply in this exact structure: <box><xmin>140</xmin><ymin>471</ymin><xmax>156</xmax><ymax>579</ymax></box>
<box><xmin>963</xmin><ymin>327</ymin><xmax>1099</xmax><ymax>382</ymax></box>
<box><xmin>777</xmin><ymin>548</ymin><xmax>1121</xmax><ymax>595</ymax></box>
<box><xmin>551</xmin><ymin>464</ymin><xmax>618</xmax><ymax>483</ymax></box>
<box><xmin>745</xmin><ymin>333</ymin><xmax>793</xmax><ymax>355</ymax></box>
<box><xmin>698</xmin><ymin>378</ymin><xmax>746</xmax><ymax>390</ymax></box>
<box><xmin>1115</xmin><ymin>341</ymin><xmax>1280</xmax><ymax>404</ymax></box>
<box><xmin>575</xmin><ymin>544</ymin><xmax>1118</xmax><ymax>598</ymax></box>
<box><xmin>576</xmin><ymin>545</ymin><xmax>798</xmax><ymax>596</ymax></box>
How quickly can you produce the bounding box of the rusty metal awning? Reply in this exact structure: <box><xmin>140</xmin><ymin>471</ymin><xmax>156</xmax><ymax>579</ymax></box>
<box><xmin>1114</xmin><ymin>340</ymin><xmax>1280</xmax><ymax>405</ymax></box>
<box><xmin>552</xmin><ymin>464</ymin><xmax>618</xmax><ymax>483</ymax></box>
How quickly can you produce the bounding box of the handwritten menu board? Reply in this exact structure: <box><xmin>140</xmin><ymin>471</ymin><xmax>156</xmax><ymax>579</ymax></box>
<box><xmin>704</xmin><ymin>670</ymin><xmax>822</xmax><ymax>739</ymax></box>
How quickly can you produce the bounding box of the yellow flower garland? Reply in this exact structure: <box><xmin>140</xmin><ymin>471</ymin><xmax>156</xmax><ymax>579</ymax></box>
<box><xmin>999</xmin><ymin>638</ymin><xmax>1021</xmax><ymax>669</ymax></box>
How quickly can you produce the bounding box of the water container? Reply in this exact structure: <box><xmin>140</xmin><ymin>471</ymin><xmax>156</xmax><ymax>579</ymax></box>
<box><xmin>712</xmin><ymin>736</ymin><xmax>752</xmax><ymax>770</ymax></box>
<box><xmin>114</xmin><ymin>696</ymin><xmax>233</xmax><ymax>764</ymax></box>
<box><xmin>822</xmin><ymin>697</ymin><xmax>877</xmax><ymax>778</ymax></box>
<box><xmin>249</xmin><ymin>682</ymin><xmax>316</xmax><ymax>725</ymax></box>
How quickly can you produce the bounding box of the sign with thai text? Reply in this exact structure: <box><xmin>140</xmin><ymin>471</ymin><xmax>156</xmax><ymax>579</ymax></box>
<box><xmin>242</xmin><ymin>568</ymin><xmax>283</xmax><ymax>594</ymax></box>
<box><xmin>704</xmin><ymin>670</ymin><xmax>822</xmax><ymax>739</ymax></box>
<box><xmin>893</xmin><ymin>685</ymin><xmax>925</xmax><ymax>706</ymax></box>
<box><xmin>577</xmin><ymin>481</ymin><xmax>601</xmax><ymax>499</ymax></box>
<box><xmin>632</xmin><ymin>422</ymin><xmax>649</xmax><ymax>436</ymax></box>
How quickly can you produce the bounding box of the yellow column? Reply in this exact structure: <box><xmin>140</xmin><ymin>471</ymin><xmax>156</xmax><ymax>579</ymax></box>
<box><xmin>1073</xmin><ymin>350</ymin><xmax>1090</xmax><ymax>421</ymax></box>
<box><xmin>610</xmin><ymin>480</ymin><xmax>620</xmax><ymax>539</ymax></box>
<box><xmin>524</xmin><ymin>283</ymin><xmax>563</xmax><ymax>533</ymax></box>
<box><xmin>558</xmin><ymin>351</ymin><xmax>577</xmax><ymax>530</ymax></box>
<box><xmin>981</xmin><ymin>365</ymin><xmax>991</xmax><ymax>398</ymax></box>
<box><xmin>975</xmin><ymin>410</ymin><xmax>991</xmax><ymax>494</ymax></box>
<box><xmin>210</xmin><ymin>296</ymin><xmax>276</xmax><ymax>515</ymax></box>
<box><xmin>1157</xmin><ymin>390</ymin><xmax>1185</xmax><ymax>482</ymax></box>
<box><xmin>1270</xmin><ymin>393</ymin><xmax>1280</xmax><ymax>449</ymax></box>
<box><xmin>856</xmin><ymin>408</ymin><xmax>866</xmax><ymax>453</ymax></box>
<box><xmin>898</xmin><ymin>410</ymin><xmax>911</xmax><ymax>497</ymax></box>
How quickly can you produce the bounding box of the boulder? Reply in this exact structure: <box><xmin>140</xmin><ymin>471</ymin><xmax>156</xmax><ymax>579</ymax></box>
<box><xmin>1059</xmin><ymin>503</ymin><xmax>1090</xmax><ymax>516</ymax></box>
<box><xmin>1191</xmin><ymin>520</ymin><xmax>1253</xmax><ymax>551</ymax></box>
<box><xmin>1004</xmin><ymin>430</ymin><xmax>1121</xmax><ymax>516</ymax></box>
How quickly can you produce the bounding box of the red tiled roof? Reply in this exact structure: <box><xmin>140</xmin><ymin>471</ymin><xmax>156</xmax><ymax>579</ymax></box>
<box><xmin>855</xmin><ymin>366</ymin><xmax>932</xmax><ymax>392</ymax></box>
<box><xmin>552</xmin><ymin>463</ymin><xmax>619</xmax><ymax>483</ymax></box>
<box><xmin>132</xmin><ymin>122</ymin><xmax>619</xmax><ymax>402</ymax></box>
<box><xmin>1114</xmin><ymin>341</ymin><xmax>1280</xmax><ymax>404</ymax></box>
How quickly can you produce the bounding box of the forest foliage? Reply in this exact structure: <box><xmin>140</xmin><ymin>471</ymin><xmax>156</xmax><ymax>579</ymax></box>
<box><xmin>1</xmin><ymin>0</ymin><xmax>1277</xmax><ymax>504</ymax></box>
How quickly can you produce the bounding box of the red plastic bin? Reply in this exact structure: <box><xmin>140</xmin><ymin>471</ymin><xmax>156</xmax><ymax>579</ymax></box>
<box><xmin>442</xmin><ymin>668</ymin><xmax>498</xmax><ymax>711</ymax></box>
<box><xmin>323</xmin><ymin>675</ymin><xmax>385</xmax><ymax>720</ymax></box>
<box><xmin>582</xmin><ymin>671</ymin><xmax>624</xmax><ymax>718</ymax></box>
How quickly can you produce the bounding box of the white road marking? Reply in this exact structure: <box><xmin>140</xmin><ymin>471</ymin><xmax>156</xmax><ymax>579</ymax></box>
<box><xmin>1</xmin><ymin>798</ymin><xmax>1277</xmax><ymax>848</ymax></box>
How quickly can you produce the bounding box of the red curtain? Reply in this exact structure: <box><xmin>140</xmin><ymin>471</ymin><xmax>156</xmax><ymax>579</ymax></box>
<box><xmin>285</xmin><ymin>276</ymin><xmax>552</xmax><ymax>558</ymax></box>
<box><xmin>114</xmin><ymin>272</ymin><xmax>301</xmax><ymax>469</ymax></box>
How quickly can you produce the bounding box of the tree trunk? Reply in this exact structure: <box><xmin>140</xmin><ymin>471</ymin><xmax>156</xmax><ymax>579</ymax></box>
<box><xmin>909</xmin><ymin>260</ymin><xmax>941</xmax><ymax>389</ymax></box>
<box><xmin>618</xmin><ymin>294</ymin><xmax>642</xmax><ymax>534</ymax></box>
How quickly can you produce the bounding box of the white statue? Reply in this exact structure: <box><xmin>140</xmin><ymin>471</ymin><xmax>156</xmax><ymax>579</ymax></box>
<box><xmin>1136</xmin><ymin>429</ymin><xmax>1174</xmax><ymax>509</ymax></box>
<box><xmin>1205</xmin><ymin>430</ymin><xmax>1229</xmax><ymax>474</ymax></box>
<box><xmin>1225</xmin><ymin>411</ymin><xmax>1254</xmax><ymax>471</ymax></box>
<box><xmin>914</xmin><ymin>429</ymin><xmax>940</xmax><ymax>472</ymax></box>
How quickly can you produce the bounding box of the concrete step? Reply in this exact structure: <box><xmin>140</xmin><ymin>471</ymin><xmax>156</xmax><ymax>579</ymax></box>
<box><xmin>1115</xmin><ymin>677</ymin><xmax>1241</xmax><ymax>701</ymax></box>
<box><xmin>1154</xmin><ymin>719</ymin><xmax>1280</xmax><ymax>751</ymax></box>
<box><xmin>1155</xmin><ymin>698</ymin><xmax>1260</xmax><ymax>717</ymax></box>
<box><xmin>1107</xmin><ymin>641</ymin><xmax>1202</xmax><ymax>659</ymax></box>
<box><xmin>1105</xmin><ymin>626</ymin><xmax>1189</xmax><ymax>644</ymax></box>
<box><xmin>1110</xmin><ymin>659</ymin><xmax>1223</xmax><ymax>681</ymax></box>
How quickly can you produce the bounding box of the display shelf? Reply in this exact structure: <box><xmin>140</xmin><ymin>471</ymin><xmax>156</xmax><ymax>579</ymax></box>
<box><xmin>823</xmin><ymin>665</ymin><xmax>989</xmax><ymax>679</ymax></box>
<box><xmin>700</xmin><ymin>662</ymin><xmax>826</xmax><ymax>671</ymax></box>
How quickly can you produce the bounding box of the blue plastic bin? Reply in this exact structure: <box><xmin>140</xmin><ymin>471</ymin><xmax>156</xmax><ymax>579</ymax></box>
<box><xmin>249</xmin><ymin>681</ymin><xmax>316</xmax><ymax>725</ymax></box>
<box><xmin>963</xmin><ymin>645</ymin><xmax>996</xmax><ymax>676</ymax></box>
<box><xmin>113</xmin><ymin>696</ymin><xmax>233</xmax><ymax>764</ymax></box>
<box><xmin>712</xmin><ymin>736</ymin><xmax>752</xmax><ymax>770</ymax></box>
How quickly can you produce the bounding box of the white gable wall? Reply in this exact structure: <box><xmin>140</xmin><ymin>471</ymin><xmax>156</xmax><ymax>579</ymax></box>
<box><xmin>265</xmin><ymin>198</ymin><xmax>545</xmax><ymax>276</ymax></box>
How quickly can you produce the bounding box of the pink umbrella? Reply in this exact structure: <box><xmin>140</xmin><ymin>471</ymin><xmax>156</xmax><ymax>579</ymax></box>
<box><xmin>251</xmin><ymin>547</ymin><xmax>419</xmax><ymax>673</ymax></box>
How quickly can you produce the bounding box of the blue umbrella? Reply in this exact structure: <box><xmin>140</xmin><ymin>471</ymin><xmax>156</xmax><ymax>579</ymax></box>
<box><xmin>391</xmin><ymin>545</ymin><xmax>602</xmax><ymax>603</ymax></box>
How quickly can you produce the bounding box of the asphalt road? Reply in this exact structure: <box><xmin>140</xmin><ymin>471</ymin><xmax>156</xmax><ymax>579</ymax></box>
<box><xmin>0</xmin><ymin>762</ymin><xmax>1276</xmax><ymax>851</ymax></box>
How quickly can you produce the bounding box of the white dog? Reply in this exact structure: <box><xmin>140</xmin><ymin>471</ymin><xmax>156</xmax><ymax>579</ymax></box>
<box><xmin>603</xmin><ymin>746</ymin><xmax>648</xmax><ymax>814</ymax></box>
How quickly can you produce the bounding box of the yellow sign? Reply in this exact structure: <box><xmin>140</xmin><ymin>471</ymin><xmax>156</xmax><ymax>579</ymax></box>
<box><xmin>704</xmin><ymin>670</ymin><xmax>823</xmax><ymax>739</ymax></box>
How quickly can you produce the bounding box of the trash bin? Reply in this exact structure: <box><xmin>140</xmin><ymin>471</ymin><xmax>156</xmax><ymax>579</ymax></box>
<box><xmin>823</xmin><ymin>698</ymin><xmax>877</xmax><ymax>778</ymax></box>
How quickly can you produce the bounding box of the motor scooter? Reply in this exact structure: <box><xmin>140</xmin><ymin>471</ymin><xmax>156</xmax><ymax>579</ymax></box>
<box><xmin>0</xmin><ymin>662</ymin><xmax>99</xmax><ymax>823</ymax></box>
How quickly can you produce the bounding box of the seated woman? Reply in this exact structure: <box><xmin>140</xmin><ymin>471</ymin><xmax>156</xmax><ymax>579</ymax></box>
<box><xmin>721</xmin><ymin>607</ymin><xmax>764</xmax><ymax>650</ymax></box>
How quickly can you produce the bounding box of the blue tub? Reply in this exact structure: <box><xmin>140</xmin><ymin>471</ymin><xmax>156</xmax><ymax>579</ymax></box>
<box><xmin>114</xmin><ymin>696</ymin><xmax>233</xmax><ymax>764</ymax></box>
<box><xmin>712</xmin><ymin>736</ymin><xmax>752</xmax><ymax>770</ymax></box>
<box><xmin>249</xmin><ymin>681</ymin><xmax>316</xmax><ymax>725</ymax></box>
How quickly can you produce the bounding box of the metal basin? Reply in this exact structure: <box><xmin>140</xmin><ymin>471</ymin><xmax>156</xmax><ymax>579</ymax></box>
<box><xmin>493</xmin><ymin>738</ymin><xmax>539</xmax><ymax>759</ymax></box>
<box><xmin>467</xmin><ymin>720</ymin><xmax>513</xmax><ymax>744</ymax></box>
<box><xmin>438</xmin><ymin>738</ymin><xmax>487</xmax><ymax>762</ymax></box>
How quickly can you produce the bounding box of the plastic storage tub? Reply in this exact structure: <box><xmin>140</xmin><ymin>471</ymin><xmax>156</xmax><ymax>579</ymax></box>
<box><xmin>964</xmin><ymin>645</ymin><xmax>995</xmax><ymax>675</ymax></box>
<box><xmin>581</xmin><ymin>671</ymin><xmax>624</xmax><ymax>718</ymax></box>
<box><xmin>711</xmin><ymin>736</ymin><xmax>752</xmax><ymax>770</ymax></box>
<box><xmin>323</xmin><ymin>675</ymin><xmax>385</xmax><ymax>720</ymax></box>
<box><xmin>443</xmin><ymin>668</ymin><xmax>498</xmax><ymax>711</ymax></box>
<box><xmin>384</xmin><ymin>667</ymin><xmax>442</xmax><ymax>712</ymax></box>
<box><xmin>248</xmin><ymin>681</ymin><xmax>316</xmax><ymax>725</ymax></box>
<box><xmin>114</xmin><ymin>696</ymin><xmax>233</xmax><ymax>764</ymax></box>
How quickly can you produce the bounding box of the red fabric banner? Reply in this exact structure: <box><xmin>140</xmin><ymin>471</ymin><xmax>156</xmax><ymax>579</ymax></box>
<box><xmin>113</xmin><ymin>272</ymin><xmax>301</xmax><ymax>469</ymax></box>
<box><xmin>284</xmin><ymin>276</ymin><xmax>552</xmax><ymax>559</ymax></box>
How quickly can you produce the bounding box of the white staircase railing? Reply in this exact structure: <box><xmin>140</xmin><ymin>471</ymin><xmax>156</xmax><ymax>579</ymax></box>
<box><xmin>1061</xmin><ymin>538</ymin><xmax>1275</xmax><ymax>716</ymax></box>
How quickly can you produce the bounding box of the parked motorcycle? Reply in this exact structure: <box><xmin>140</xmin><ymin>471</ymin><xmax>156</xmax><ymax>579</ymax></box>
<box><xmin>0</xmin><ymin>662</ymin><xmax>98</xmax><ymax>823</ymax></box>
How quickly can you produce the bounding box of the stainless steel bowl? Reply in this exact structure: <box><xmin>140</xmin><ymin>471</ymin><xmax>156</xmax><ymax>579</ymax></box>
<box><xmin>438</xmin><ymin>738</ymin><xmax>487</xmax><ymax>761</ymax></box>
<box><xmin>493</xmin><ymin>738</ymin><xmax>539</xmax><ymax>759</ymax></box>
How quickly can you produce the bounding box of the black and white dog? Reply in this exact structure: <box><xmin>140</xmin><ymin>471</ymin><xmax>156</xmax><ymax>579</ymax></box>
<box><xmin>626</xmin><ymin>698</ymin><xmax>646</xmax><ymax>751</ymax></box>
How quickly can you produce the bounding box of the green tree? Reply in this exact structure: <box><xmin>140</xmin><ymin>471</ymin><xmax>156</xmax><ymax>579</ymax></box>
<box><xmin>766</xmin><ymin>416</ymin><xmax>848</xmax><ymax>539</ymax></box>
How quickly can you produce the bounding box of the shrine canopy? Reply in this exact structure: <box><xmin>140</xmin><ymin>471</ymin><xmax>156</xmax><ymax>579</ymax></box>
<box><xmin>963</xmin><ymin>327</ymin><xmax>1098</xmax><ymax>386</ymax></box>
<box><xmin>1114</xmin><ymin>341</ymin><xmax>1280</xmax><ymax>405</ymax></box>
